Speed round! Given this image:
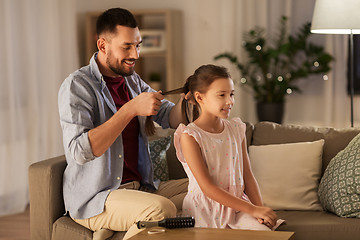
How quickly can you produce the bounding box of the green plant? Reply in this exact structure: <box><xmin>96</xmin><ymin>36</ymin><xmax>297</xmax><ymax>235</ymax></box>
<box><xmin>214</xmin><ymin>16</ymin><xmax>334</xmax><ymax>103</ymax></box>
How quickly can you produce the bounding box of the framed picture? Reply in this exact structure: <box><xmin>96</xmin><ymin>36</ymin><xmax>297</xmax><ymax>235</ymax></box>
<box><xmin>140</xmin><ymin>30</ymin><xmax>166</xmax><ymax>53</ymax></box>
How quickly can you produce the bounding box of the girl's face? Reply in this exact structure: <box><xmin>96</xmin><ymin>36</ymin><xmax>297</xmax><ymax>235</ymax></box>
<box><xmin>196</xmin><ymin>77</ymin><xmax>235</xmax><ymax>119</ymax></box>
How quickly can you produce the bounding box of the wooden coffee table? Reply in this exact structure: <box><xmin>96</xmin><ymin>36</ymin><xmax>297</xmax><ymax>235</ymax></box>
<box><xmin>129</xmin><ymin>227</ymin><xmax>295</xmax><ymax>240</ymax></box>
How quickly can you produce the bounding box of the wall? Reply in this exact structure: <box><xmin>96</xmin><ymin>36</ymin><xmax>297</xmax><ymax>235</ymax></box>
<box><xmin>75</xmin><ymin>0</ymin><xmax>229</xmax><ymax>73</ymax></box>
<box><xmin>75</xmin><ymin>0</ymin><xmax>243</xmax><ymax>113</ymax></box>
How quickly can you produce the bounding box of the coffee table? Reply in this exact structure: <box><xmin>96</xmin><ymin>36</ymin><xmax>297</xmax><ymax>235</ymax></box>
<box><xmin>129</xmin><ymin>227</ymin><xmax>295</xmax><ymax>240</ymax></box>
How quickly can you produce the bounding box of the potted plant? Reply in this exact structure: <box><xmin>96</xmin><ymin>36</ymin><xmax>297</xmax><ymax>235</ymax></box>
<box><xmin>214</xmin><ymin>16</ymin><xmax>333</xmax><ymax>123</ymax></box>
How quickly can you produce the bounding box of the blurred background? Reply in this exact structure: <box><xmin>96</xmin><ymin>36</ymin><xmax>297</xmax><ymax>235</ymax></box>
<box><xmin>0</xmin><ymin>0</ymin><xmax>356</xmax><ymax>216</ymax></box>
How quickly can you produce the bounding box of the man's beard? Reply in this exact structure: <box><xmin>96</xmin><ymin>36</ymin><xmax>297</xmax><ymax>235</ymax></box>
<box><xmin>106</xmin><ymin>55</ymin><xmax>135</xmax><ymax>76</ymax></box>
<box><xmin>108</xmin><ymin>63</ymin><xmax>134</xmax><ymax>76</ymax></box>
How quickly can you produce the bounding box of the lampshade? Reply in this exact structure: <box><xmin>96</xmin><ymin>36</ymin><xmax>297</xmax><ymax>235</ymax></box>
<box><xmin>311</xmin><ymin>0</ymin><xmax>360</xmax><ymax>34</ymax></box>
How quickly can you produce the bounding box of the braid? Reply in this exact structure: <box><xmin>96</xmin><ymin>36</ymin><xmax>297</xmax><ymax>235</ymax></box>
<box><xmin>181</xmin><ymin>75</ymin><xmax>200</xmax><ymax>124</ymax></box>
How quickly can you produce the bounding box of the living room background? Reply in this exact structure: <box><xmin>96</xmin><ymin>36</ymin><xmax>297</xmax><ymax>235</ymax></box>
<box><xmin>0</xmin><ymin>0</ymin><xmax>357</xmax><ymax>217</ymax></box>
<box><xmin>75</xmin><ymin>0</ymin><xmax>355</xmax><ymax>128</ymax></box>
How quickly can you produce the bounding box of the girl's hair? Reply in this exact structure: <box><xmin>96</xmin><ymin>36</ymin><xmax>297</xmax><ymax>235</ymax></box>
<box><xmin>145</xmin><ymin>64</ymin><xmax>231</xmax><ymax>135</ymax></box>
<box><xmin>182</xmin><ymin>64</ymin><xmax>231</xmax><ymax>123</ymax></box>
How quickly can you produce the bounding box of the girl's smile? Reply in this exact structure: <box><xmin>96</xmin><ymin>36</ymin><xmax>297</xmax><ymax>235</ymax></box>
<box><xmin>198</xmin><ymin>77</ymin><xmax>235</xmax><ymax>119</ymax></box>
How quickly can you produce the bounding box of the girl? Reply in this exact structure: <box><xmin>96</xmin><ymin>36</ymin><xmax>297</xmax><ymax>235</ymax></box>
<box><xmin>174</xmin><ymin>64</ymin><xmax>283</xmax><ymax>230</ymax></box>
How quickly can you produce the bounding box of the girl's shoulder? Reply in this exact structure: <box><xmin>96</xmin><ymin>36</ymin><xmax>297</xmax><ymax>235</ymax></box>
<box><xmin>174</xmin><ymin>122</ymin><xmax>215</xmax><ymax>148</ymax></box>
<box><xmin>226</xmin><ymin>117</ymin><xmax>246</xmax><ymax>128</ymax></box>
<box><xmin>174</xmin><ymin>123</ymin><xmax>203</xmax><ymax>164</ymax></box>
<box><xmin>175</xmin><ymin>122</ymin><xmax>198</xmax><ymax>133</ymax></box>
<box><xmin>224</xmin><ymin>118</ymin><xmax>246</xmax><ymax>137</ymax></box>
<box><xmin>174</xmin><ymin>123</ymin><xmax>202</xmax><ymax>141</ymax></box>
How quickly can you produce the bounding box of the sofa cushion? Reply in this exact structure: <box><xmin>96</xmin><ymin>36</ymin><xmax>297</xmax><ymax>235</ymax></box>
<box><xmin>320</xmin><ymin>128</ymin><xmax>360</xmax><ymax>174</ymax></box>
<box><xmin>52</xmin><ymin>216</ymin><xmax>93</xmax><ymax>240</ymax></box>
<box><xmin>149</xmin><ymin>136</ymin><xmax>172</xmax><ymax>181</ymax></box>
<box><xmin>252</xmin><ymin>122</ymin><xmax>360</xmax><ymax>174</ymax></box>
<box><xmin>252</xmin><ymin>122</ymin><xmax>325</xmax><ymax>146</ymax></box>
<box><xmin>245</xmin><ymin>122</ymin><xmax>254</xmax><ymax>148</ymax></box>
<box><xmin>318</xmin><ymin>133</ymin><xmax>360</xmax><ymax>218</ymax></box>
<box><xmin>52</xmin><ymin>216</ymin><xmax>127</xmax><ymax>240</ymax></box>
<box><xmin>249</xmin><ymin>140</ymin><xmax>324</xmax><ymax>210</ymax></box>
<box><xmin>276</xmin><ymin>210</ymin><xmax>360</xmax><ymax>240</ymax></box>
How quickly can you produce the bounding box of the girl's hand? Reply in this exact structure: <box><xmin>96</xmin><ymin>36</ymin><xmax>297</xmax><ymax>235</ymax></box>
<box><xmin>251</xmin><ymin>206</ymin><xmax>277</xmax><ymax>229</ymax></box>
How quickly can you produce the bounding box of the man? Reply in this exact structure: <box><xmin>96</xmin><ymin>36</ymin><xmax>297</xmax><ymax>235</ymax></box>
<box><xmin>58</xmin><ymin>8</ymin><xmax>188</xmax><ymax>240</ymax></box>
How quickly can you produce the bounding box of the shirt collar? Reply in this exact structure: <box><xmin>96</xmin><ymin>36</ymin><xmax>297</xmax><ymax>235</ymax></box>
<box><xmin>89</xmin><ymin>52</ymin><xmax>107</xmax><ymax>90</ymax></box>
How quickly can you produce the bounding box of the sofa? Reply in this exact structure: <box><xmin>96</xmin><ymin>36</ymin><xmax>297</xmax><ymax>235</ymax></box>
<box><xmin>28</xmin><ymin>121</ymin><xmax>360</xmax><ymax>240</ymax></box>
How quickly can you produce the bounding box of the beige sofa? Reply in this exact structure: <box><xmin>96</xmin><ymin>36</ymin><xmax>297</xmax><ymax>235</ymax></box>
<box><xmin>29</xmin><ymin>121</ymin><xmax>360</xmax><ymax>240</ymax></box>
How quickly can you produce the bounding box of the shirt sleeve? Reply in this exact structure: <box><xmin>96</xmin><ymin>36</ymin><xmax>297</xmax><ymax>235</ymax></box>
<box><xmin>58</xmin><ymin>75</ymin><xmax>96</xmax><ymax>165</ymax></box>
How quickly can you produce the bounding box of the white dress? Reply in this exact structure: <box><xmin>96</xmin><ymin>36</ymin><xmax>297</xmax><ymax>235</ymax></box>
<box><xmin>174</xmin><ymin>118</ymin><xmax>275</xmax><ymax>230</ymax></box>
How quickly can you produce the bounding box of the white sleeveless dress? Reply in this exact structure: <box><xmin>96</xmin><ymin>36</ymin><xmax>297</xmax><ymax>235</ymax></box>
<box><xmin>174</xmin><ymin>118</ymin><xmax>280</xmax><ymax>230</ymax></box>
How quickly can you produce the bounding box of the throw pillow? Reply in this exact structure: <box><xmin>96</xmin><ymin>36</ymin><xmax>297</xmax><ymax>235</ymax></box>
<box><xmin>149</xmin><ymin>135</ymin><xmax>171</xmax><ymax>181</ymax></box>
<box><xmin>249</xmin><ymin>140</ymin><xmax>324</xmax><ymax>210</ymax></box>
<box><xmin>318</xmin><ymin>133</ymin><xmax>360</xmax><ymax>218</ymax></box>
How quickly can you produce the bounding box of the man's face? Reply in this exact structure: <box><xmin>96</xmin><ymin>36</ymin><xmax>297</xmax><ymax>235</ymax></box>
<box><xmin>104</xmin><ymin>26</ymin><xmax>142</xmax><ymax>76</ymax></box>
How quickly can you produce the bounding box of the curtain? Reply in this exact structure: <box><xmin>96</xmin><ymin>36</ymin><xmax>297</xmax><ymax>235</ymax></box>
<box><xmin>319</xmin><ymin>35</ymin><xmax>349</xmax><ymax>128</ymax></box>
<box><xmin>0</xmin><ymin>0</ymin><xmax>79</xmax><ymax>216</ymax></box>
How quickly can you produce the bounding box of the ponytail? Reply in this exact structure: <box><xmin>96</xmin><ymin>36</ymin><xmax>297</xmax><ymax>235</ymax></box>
<box><xmin>145</xmin><ymin>82</ymin><xmax>199</xmax><ymax>135</ymax></box>
<box><xmin>145</xmin><ymin>64</ymin><xmax>229</xmax><ymax>136</ymax></box>
<box><xmin>181</xmin><ymin>75</ymin><xmax>200</xmax><ymax>124</ymax></box>
<box><xmin>145</xmin><ymin>116</ymin><xmax>156</xmax><ymax>136</ymax></box>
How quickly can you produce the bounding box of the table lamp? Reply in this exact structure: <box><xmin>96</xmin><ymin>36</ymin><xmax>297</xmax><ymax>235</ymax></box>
<box><xmin>311</xmin><ymin>0</ymin><xmax>360</xmax><ymax>127</ymax></box>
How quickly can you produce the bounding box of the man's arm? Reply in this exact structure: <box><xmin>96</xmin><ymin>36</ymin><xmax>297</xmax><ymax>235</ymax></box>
<box><xmin>88</xmin><ymin>101</ymin><xmax>135</xmax><ymax>157</ymax></box>
<box><xmin>89</xmin><ymin>91</ymin><xmax>164</xmax><ymax>157</ymax></box>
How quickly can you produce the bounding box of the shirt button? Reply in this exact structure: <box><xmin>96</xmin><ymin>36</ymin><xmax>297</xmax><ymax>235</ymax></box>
<box><xmin>107</xmin><ymin>189</ymin><xmax>111</xmax><ymax>192</ymax></box>
<box><xmin>119</xmin><ymin>154</ymin><xmax>122</xmax><ymax>158</ymax></box>
<box><xmin>117</xmin><ymin>177</ymin><xmax>120</xmax><ymax>180</ymax></box>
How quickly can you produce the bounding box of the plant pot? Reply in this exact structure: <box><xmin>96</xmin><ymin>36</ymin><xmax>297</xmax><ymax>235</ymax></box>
<box><xmin>256</xmin><ymin>102</ymin><xmax>284</xmax><ymax>124</ymax></box>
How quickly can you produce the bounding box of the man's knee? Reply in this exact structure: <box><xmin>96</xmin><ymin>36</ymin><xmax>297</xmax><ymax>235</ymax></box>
<box><xmin>146</xmin><ymin>196</ymin><xmax>177</xmax><ymax>221</ymax></box>
<box><xmin>155</xmin><ymin>196</ymin><xmax>177</xmax><ymax>217</ymax></box>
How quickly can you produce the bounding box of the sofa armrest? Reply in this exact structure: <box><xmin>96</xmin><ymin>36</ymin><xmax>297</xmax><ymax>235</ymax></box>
<box><xmin>29</xmin><ymin>155</ymin><xmax>67</xmax><ymax>240</ymax></box>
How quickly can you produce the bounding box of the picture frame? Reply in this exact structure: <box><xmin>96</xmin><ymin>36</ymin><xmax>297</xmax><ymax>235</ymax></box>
<box><xmin>140</xmin><ymin>30</ymin><xmax>166</xmax><ymax>53</ymax></box>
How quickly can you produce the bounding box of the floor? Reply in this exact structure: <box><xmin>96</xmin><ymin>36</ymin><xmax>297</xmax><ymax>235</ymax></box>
<box><xmin>0</xmin><ymin>206</ymin><xmax>30</xmax><ymax>240</ymax></box>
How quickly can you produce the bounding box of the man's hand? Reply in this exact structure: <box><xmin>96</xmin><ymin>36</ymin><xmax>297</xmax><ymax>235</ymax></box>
<box><xmin>130</xmin><ymin>92</ymin><xmax>164</xmax><ymax>116</ymax></box>
<box><xmin>88</xmin><ymin>91</ymin><xmax>164</xmax><ymax>157</ymax></box>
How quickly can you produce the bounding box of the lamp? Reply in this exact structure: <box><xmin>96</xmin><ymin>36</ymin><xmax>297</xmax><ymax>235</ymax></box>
<box><xmin>311</xmin><ymin>0</ymin><xmax>360</xmax><ymax>127</ymax></box>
